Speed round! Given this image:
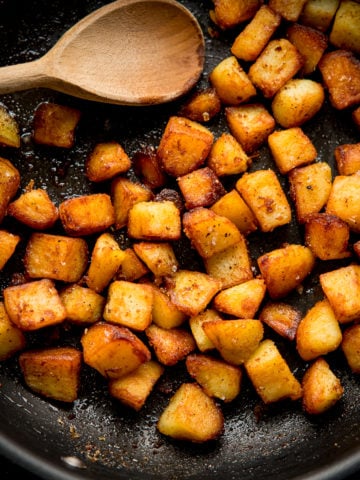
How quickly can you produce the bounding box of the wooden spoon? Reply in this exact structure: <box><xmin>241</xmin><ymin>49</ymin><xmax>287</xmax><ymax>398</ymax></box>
<box><xmin>0</xmin><ymin>0</ymin><xmax>205</xmax><ymax>106</ymax></box>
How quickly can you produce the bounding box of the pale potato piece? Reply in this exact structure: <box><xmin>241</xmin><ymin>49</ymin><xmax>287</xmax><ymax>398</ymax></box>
<box><xmin>150</xmin><ymin>283</ymin><xmax>187</xmax><ymax>329</ymax></box>
<box><xmin>115</xmin><ymin>247</ymin><xmax>149</xmax><ymax>281</ymax></box>
<box><xmin>299</xmin><ymin>0</ymin><xmax>340</xmax><ymax>32</ymax></box>
<box><xmin>268</xmin><ymin>0</ymin><xmax>308</xmax><ymax>21</ymax></box>
<box><xmin>341</xmin><ymin>324</ymin><xmax>360</xmax><ymax>373</ymax></box>
<box><xmin>326</xmin><ymin>173</ymin><xmax>360</xmax><ymax>232</ymax></box>
<box><xmin>207</xmin><ymin>133</ymin><xmax>251</xmax><ymax>177</ymax></box>
<box><xmin>0</xmin><ymin>230</ymin><xmax>20</xmax><ymax>270</ymax></box>
<box><xmin>213</xmin><ymin>278</ymin><xmax>266</xmax><ymax>318</ymax></box>
<box><xmin>0</xmin><ymin>103</ymin><xmax>20</xmax><ymax>148</ymax></box>
<box><xmin>189</xmin><ymin>309</ymin><xmax>220</xmax><ymax>352</ymax></box>
<box><xmin>0</xmin><ymin>157</ymin><xmax>20</xmax><ymax>223</ymax></box>
<box><xmin>0</xmin><ymin>301</ymin><xmax>26</xmax><ymax>361</ymax></box>
<box><xmin>329</xmin><ymin>0</ymin><xmax>360</xmax><ymax>54</ymax></box>
<box><xmin>133</xmin><ymin>242</ymin><xmax>178</xmax><ymax>277</ymax></box>
<box><xmin>60</xmin><ymin>284</ymin><xmax>105</xmax><ymax>325</ymax></box>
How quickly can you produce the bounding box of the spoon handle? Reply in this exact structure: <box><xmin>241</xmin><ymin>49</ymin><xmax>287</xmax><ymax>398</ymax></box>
<box><xmin>0</xmin><ymin>59</ymin><xmax>48</xmax><ymax>94</ymax></box>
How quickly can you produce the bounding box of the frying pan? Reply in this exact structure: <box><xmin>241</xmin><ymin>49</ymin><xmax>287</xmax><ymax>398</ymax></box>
<box><xmin>0</xmin><ymin>1</ymin><xmax>360</xmax><ymax>479</ymax></box>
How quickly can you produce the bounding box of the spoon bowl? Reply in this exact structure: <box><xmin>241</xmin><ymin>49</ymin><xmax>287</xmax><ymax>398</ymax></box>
<box><xmin>0</xmin><ymin>0</ymin><xmax>205</xmax><ymax>106</ymax></box>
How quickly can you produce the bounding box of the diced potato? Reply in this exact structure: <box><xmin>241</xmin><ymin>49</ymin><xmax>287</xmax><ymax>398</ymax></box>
<box><xmin>289</xmin><ymin>162</ymin><xmax>332</xmax><ymax>223</ymax></box>
<box><xmin>85</xmin><ymin>141</ymin><xmax>131</xmax><ymax>182</ymax></box>
<box><xmin>271</xmin><ymin>80</ymin><xmax>325</xmax><ymax>129</ymax></box>
<box><xmin>235</xmin><ymin>169</ymin><xmax>292</xmax><ymax>232</ymax></box>
<box><xmin>33</xmin><ymin>102</ymin><xmax>81</xmax><ymax>148</ymax></box>
<box><xmin>157</xmin><ymin>116</ymin><xmax>214</xmax><ymax>177</ymax></box>
<box><xmin>59</xmin><ymin>284</ymin><xmax>105</xmax><ymax>325</ymax></box>
<box><xmin>207</xmin><ymin>133</ymin><xmax>251</xmax><ymax>177</ymax></box>
<box><xmin>19</xmin><ymin>347</ymin><xmax>82</xmax><ymax>403</ymax></box>
<box><xmin>299</xmin><ymin>0</ymin><xmax>340</xmax><ymax>32</ymax></box>
<box><xmin>213</xmin><ymin>278</ymin><xmax>266</xmax><ymax>318</ymax></box>
<box><xmin>341</xmin><ymin>324</ymin><xmax>360</xmax><ymax>373</ymax></box>
<box><xmin>86</xmin><ymin>232</ymin><xmax>125</xmax><ymax>293</ymax></box>
<box><xmin>259</xmin><ymin>301</ymin><xmax>302</xmax><ymax>341</ymax></box>
<box><xmin>248</xmin><ymin>39</ymin><xmax>303</xmax><ymax>98</ymax></box>
<box><xmin>115</xmin><ymin>247</ymin><xmax>149</xmax><ymax>281</ymax></box>
<box><xmin>326</xmin><ymin>173</ymin><xmax>360</xmax><ymax>232</ymax></box>
<box><xmin>318</xmin><ymin>50</ymin><xmax>360</xmax><ymax>110</ymax></box>
<box><xmin>0</xmin><ymin>301</ymin><xmax>26</xmax><ymax>361</ymax></box>
<box><xmin>257</xmin><ymin>244</ymin><xmax>315</xmax><ymax>299</ymax></box>
<box><xmin>133</xmin><ymin>242</ymin><xmax>178</xmax><ymax>277</ymax></box>
<box><xmin>210</xmin><ymin>189</ymin><xmax>258</xmax><ymax>235</ymax></box>
<box><xmin>302</xmin><ymin>357</ymin><xmax>343</xmax><ymax>415</ymax></box>
<box><xmin>210</xmin><ymin>0</ymin><xmax>261</xmax><ymax>29</ymax></box>
<box><xmin>132</xmin><ymin>146</ymin><xmax>167</xmax><ymax>190</ymax></box>
<box><xmin>244</xmin><ymin>339</ymin><xmax>302</xmax><ymax>403</ymax></box>
<box><xmin>0</xmin><ymin>230</ymin><xmax>20</xmax><ymax>270</ymax></box>
<box><xmin>59</xmin><ymin>193</ymin><xmax>115</xmax><ymax>236</ymax></box>
<box><xmin>319</xmin><ymin>264</ymin><xmax>360</xmax><ymax>323</ymax></box>
<box><xmin>24</xmin><ymin>232</ymin><xmax>88</xmax><ymax>283</ymax></box>
<box><xmin>0</xmin><ymin>103</ymin><xmax>20</xmax><ymax>148</ymax></box>
<box><xmin>183</xmin><ymin>207</ymin><xmax>243</xmax><ymax>258</ymax></box>
<box><xmin>231</xmin><ymin>5</ymin><xmax>281</xmax><ymax>62</ymax></box>
<box><xmin>7</xmin><ymin>188</ymin><xmax>59</xmax><ymax>230</ymax></box>
<box><xmin>177</xmin><ymin>167</ymin><xmax>226</xmax><ymax>209</ymax></box>
<box><xmin>334</xmin><ymin>143</ymin><xmax>360</xmax><ymax>176</ymax></box>
<box><xmin>225</xmin><ymin>103</ymin><xmax>276</xmax><ymax>154</ymax></box>
<box><xmin>145</xmin><ymin>324</ymin><xmax>196</xmax><ymax>366</ymax></box>
<box><xmin>304</xmin><ymin>213</ymin><xmax>351</xmax><ymax>260</ymax></box>
<box><xmin>186</xmin><ymin>353</ymin><xmax>242</xmax><ymax>402</ymax></box>
<box><xmin>157</xmin><ymin>383</ymin><xmax>224</xmax><ymax>443</ymax></box>
<box><xmin>209</xmin><ymin>56</ymin><xmax>257</xmax><ymax>106</ymax></box>
<box><xmin>329</xmin><ymin>1</ymin><xmax>360</xmax><ymax>54</ymax></box>
<box><xmin>189</xmin><ymin>309</ymin><xmax>220</xmax><ymax>352</ymax></box>
<box><xmin>268</xmin><ymin>0</ymin><xmax>308</xmax><ymax>21</ymax></box>
<box><xmin>268</xmin><ymin>127</ymin><xmax>317</xmax><ymax>174</ymax></box>
<box><xmin>81</xmin><ymin>322</ymin><xmax>151</xmax><ymax>379</ymax></box>
<box><xmin>163</xmin><ymin>269</ymin><xmax>221</xmax><ymax>317</ymax></box>
<box><xmin>127</xmin><ymin>200</ymin><xmax>181</xmax><ymax>241</ymax></box>
<box><xmin>3</xmin><ymin>279</ymin><xmax>67</xmax><ymax>331</ymax></box>
<box><xmin>150</xmin><ymin>283</ymin><xmax>187</xmax><ymax>329</ymax></box>
<box><xmin>103</xmin><ymin>280</ymin><xmax>153</xmax><ymax>331</ymax></box>
<box><xmin>108</xmin><ymin>360</ymin><xmax>164</xmax><ymax>411</ymax></box>
<box><xmin>296</xmin><ymin>299</ymin><xmax>342</xmax><ymax>361</ymax></box>
<box><xmin>111</xmin><ymin>177</ymin><xmax>153</xmax><ymax>229</ymax></box>
<box><xmin>178</xmin><ymin>87</ymin><xmax>221</xmax><ymax>123</ymax></box>
<box><xmin>0</xmin><ymin>157</ymin><xmax>20</xmax><ymax>223</ymax></box>
<box><xmin>203</xmin><ymin>318</ymin><xmax>264</xmax><ymax>365</ymax></box>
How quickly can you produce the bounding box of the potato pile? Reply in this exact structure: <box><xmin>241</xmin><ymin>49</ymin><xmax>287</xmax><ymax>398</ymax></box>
<box><xmin>1</xmin><ymin>0</ymin><xmax>360</xmax><ymax>444</ymax></box>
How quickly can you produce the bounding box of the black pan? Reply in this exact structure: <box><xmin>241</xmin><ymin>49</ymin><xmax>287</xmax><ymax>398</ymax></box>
<box><xmin>0</xmin><ymin>1</ymin><xmax>360</xmax><ymax>479</ymax></box>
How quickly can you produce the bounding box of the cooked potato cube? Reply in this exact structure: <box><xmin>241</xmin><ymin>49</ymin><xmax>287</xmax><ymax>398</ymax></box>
<box><xmin>0</xmin><ymin>157</ymin><xmax>20</xmax><ymax>223</ymax></box>
<box><xmin>60</xmin><ymin>284</ymin><xmax>105</xmax><ymax>325</ymax></box>
<box><xmin>150</xmin><ymin>283</ymin><xmax>187</xmax><ymax>329</ymax></box>
<box><xmin>133</xmin><ymin>242</ymin><xmax>178</xmax><ymax>277</ymax></box>
<box><xmin>108</xmin><ymin>360</ymin><xmax>164</xmax><ymax>411</ymax></box>
<box><xmin>209</xmin><ymin>56</ymin><xmax>257</xmax><ymax>106</ymax></box>
<box><xmin>244</xmin><ymin>339</ymin><xmax>302</xmax><ymax>403</ymax></box>
<box><xmin>132</xmin><ymin>146</ymin><xmax>167</xmax><ymax>190</ymax></box>
<box><xmin>0</xmin><ymin>103</ymin><xmax>20</xmax><ymax>148</ymax></box>
<box><xmin>210</xmin><ymin>0</ymin><xmax>261</xmax><ymax>29</ymax></box>
<box><xmin>145</xmin><ymin>324</ymin><xmax>196</xmax><ymax>366</ymax></box>
<box><xmin>81</xmin><ymin>322</ymin><xmax>151</xmax><ymax>379</ymax></box>
<box><xmin>19</xmin><ymin>347</ymin><xmax>82</xmax><ymax>403</ymax></box>
<box><xmin>341</xmin><ymin>324</ymin><xmax>360</xmax><ymax>373</ymax></box>
<box><xmin>326</xmin><ymin>173</ymin><xmax>360</xmax><ymax>232</ymax></box>
<box><xmin>7</xmin><ymin>188</ymin><xmax>59</xmax><ymax>230</ymax></box>
<box><xmin>213</xmin><ymin>278</ymin><xmax>266</xmax><ymax>318</ymax></box>
<box><xmin>299</xmin><ymin>0</ymin><xmax>339</xmax><ymax>32</ymax></box>
<box><xmin>271</xmin><ymin>80</ymin><xmax>325</xmax><ymax>129</ymax></box>
<box><xmin>24</xmin><ymin>232</ymin><xmax>88</xmax><ymax>283</ymax></box>
<box><xmin>177</xmin><ymin>167</ymin><xmax>225</xmax><ymax>209</ymax></box>
<box><xmin>318</xmin><ymin>50</ymin><xmax>360</xmax><ymax>110</ymax></box>
<box><xmin>329</xmin><ymin>1</ymin><xmax>360</xmax><ymax>54</ymax></box>
<box><xmin>3</xmin><ymin>278</ymin><xmax>66</xmax><ymax>331</ymax></box>
<box><xmin>225</xmin><ymin>103</ymin><xmax>276</xmax><ymax>154</ymax></box>
<box><xmin>115</xmin><ymin>247</ymin><xmax>149</xmax><ymax>281</ymax></box>
<box><xmin>59</xmin><ymin>193</ymin><xmax>115</xmax><ymax>236</ymax></box>
<box><xmin>157</xmin><ymin>383</ymin><xmax>224</xmax><ymax>443</ymax></box>
<box><xmin>203</xmin><ymin>318</ymin><xmax>264</xmax><ymax>365</ymax></box>
<box><xmin>157</xmin><ymin>116</ymin><xmax>214</xmax><ymax>177</ymax></box>
<box><xmin>289</xmin><ymin>162</ymin><xmax>332</xmax><ymax>223</ymax></box>
<box><xmin>302</xmin><ymin>357</ymin><xmax>343</xmax><ymax>415</ymax></box>
<box><xmin>319</xmin><ymin>264</ymin><xmax>360</xmax><ymax>323</ymax></box>
<box><xmin>231</xmin><ymin>5</ymin><xmax>281</xmax><ymax>62</ymax></box>
<box><xmin>0</xmin><ymin>230</ymin><xmax>20</xmax><ymax>270</ymax></box>
<box><xmin>236</xmin><ymin>169</ymin><xmax>292</xmax><ymax>232</ymax></box>
<box><xmin>189</xmin><ymin>309</ymin><xmax>220</xmax><ymax>352</ymax></box>
<box><xmin>268</xmin><ymin>127</ymin><xmax>317</xmax><ymax>174</ymax></box>
<box><xmin>268</xmin><ymin>0</ymin><xmax>307</xmax><ymax>21</ymax></box>
<box><xmin>85</xmin><ymin>141</ymin><xmax>131</xmax><ymax>182</ymax></box>
<box><xmin>186</xmin><ymin>353</ymin><xmax>242</xmax><ymax>402</ymax></box>
<box><xmin>334</xmin><ymin>143</ymin><xmax>360</xmax><ymax>176</ymax></box>
<box><xmin>0</xmin><ymin>301</ymin><xmax>26</xmax><ymax>361</ymax></box>
<box><xmin>259</xmin><ymin>301</ymin><xmax>302</xmax><ymax>341</ymax></box>
<box><xmin>178</xmin><ymin>87</ymin><xmax>221</xmax><ymax>123</ymax></box>
<box><xmin>163</xmin><ymin>269</ymin><xmax>221</xmax><ymax>317</ymax></box>
<box><xmin>111</xmin><ymin>177</ymin><xmax>153</xmax><ymax>229</ymax></box>
<box><xmin>33</xmin><ymin>102</ymin><xmax>81</xmax><ymax>148</ymax></box>
<box><xmin>104</xmin><ymin>280</ymin><xmax>153</xmax><ymax>331</ymax></box>
<box><xmin>248</xmin><ymin>39</ymin><xmax>303</xmax><ymax>98</ymax></box>
<box><xmin>296</xmin><ymin>299</ymin><xmax>342</xmax><ymax>361</ymax></box>
<box><xmin>257</xmin><ymin>244</ymin><xmax>315</xmax><ymax>299</ymax></box>
<box><xmin>304</xmin><ymin>213</ymin><xmax>351</xmax><ymax>260</ymax></box>
<box><xmin>207</xmin><ymin>133</ymin><xmax>251</xmax><ymax>177</ymax></box>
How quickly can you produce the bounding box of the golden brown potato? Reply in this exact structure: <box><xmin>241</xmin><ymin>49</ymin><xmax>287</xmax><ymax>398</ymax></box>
<box><xmin>326</xmin><ymin>173</ymin><xmax>360</xmax><ymax>232</ymax></box>
<box><xmin>189</xmin><ymin>309</ymin><xmax>220</xmax><ymax>352</ymax></box>
<box><xmin>299</xmin><ymin>0</ymin><xmax>339</xmax><ymax>32</ymax></box>
<box><xmin>19</xmin><ymin>347</ymin><xmax>82</xmax><ymax>403</ymax></box>
<box><xmin>150</xmin><ymin>283</ymin><xmax>187</xmax><ymax>329</ymax></box>
<box><xmin>133</xmin><ymin>242</ymin><xmax>178</xmax><ymax>277</ymax></box>
<box><xmin>268</xmin><ymin>0</ymin><xmax>307</xmax><ymax>21</ymax></box>
<box><xmin>81</xmin><ymin>322</ymin><xmax>151</xmax><ymax>379</ymax></box>
<box><xmin>132</xmin><ymin>146</ymin><xmax>167</xmax><ymax>190</ymax></box>
<box><xmin>0</xmin><ymin>103</ymin><xmax>20</xmax><ymax>148</ymax></box>
<box><xmin>334</xmin><ymin>143</ymin><xmax>360</xmax><ymax>176</ymax></box>
<box><xmin>210</xmin><ymin>0</ymin><xmax>261</xmax><ymax>29</ymax></box>
<box><xmin>259</xmin><ymin>301</ymin><xmax>302</xmax><ymax>341</ymax></box>
<box><xmin>0</xmin><ymin>301</ymin><xmax>26</xmax><ymax>361</ymax></box>
<box><xmin>85</xmin><ymin>141</ymin><xmax>131</xmax><ymax>182</ymax></box>
<box><xmin>60</xmin><ymin>284</ymin><xmax>105</xmax><ymax>325</ymax></box>
<box><xmin>0</xmin><ymin>230</ymin><xmax>20</xmax><ymax>270</ymax></box>
<box><xmin>177</xmin><ymin>167</ymin><xmax>226</xmax><ymax>209</ymax></box>
<box><xmin>329</xmin><ymin>0</ymin><xmax>360</xmax><ymax>54</ymax></box>
<box><xmin>115</xmin><ymin>247</ymin><xmax>149</xmax><ymax>281</ymax></box>
<box><xmin>178</xmin><ymin>87</ymin><xmax>221</xmax><ymax>123</ymax></box>
<box><xmin>0</xmin><ymin>157</ymin><xmax>20</xmax><ymax>223</ymax></box>
<box><xmin>341</xmin><ymin>324</ymin><xmax>360</xmax><ymax>373</ymax></box>
<box><xmin>207</xmin><ymin>133</ymin><xmax>251</xmax><ymax>177</ymax></box>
